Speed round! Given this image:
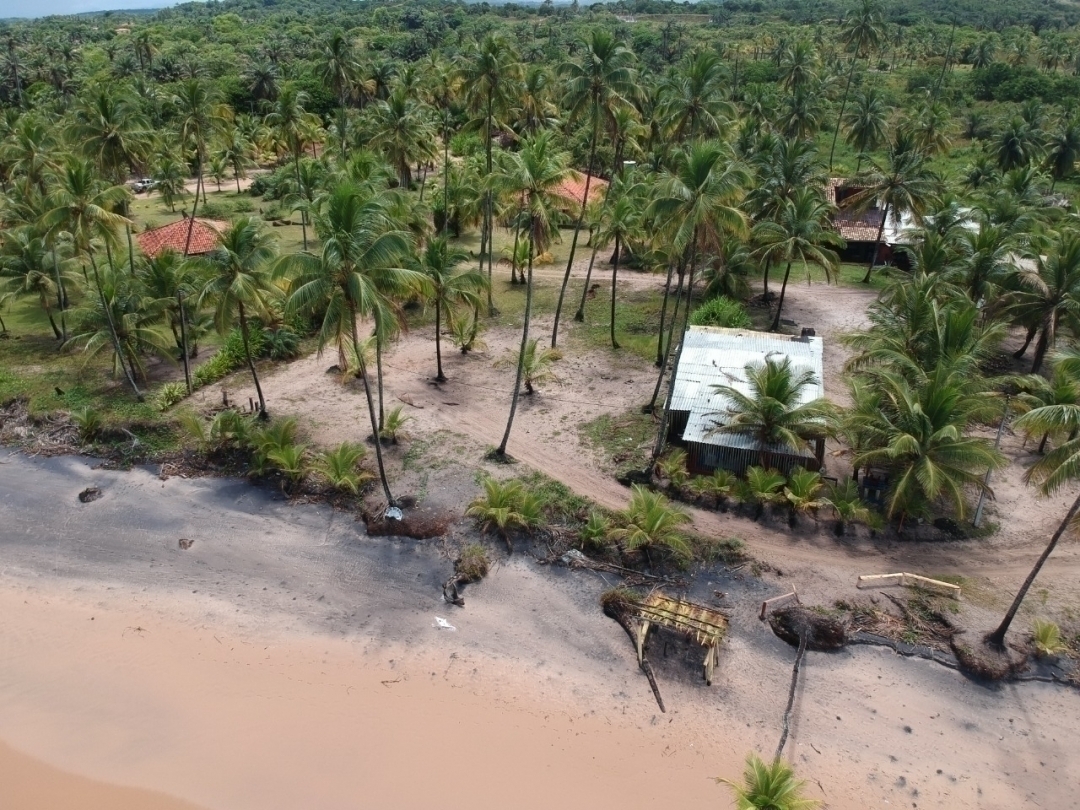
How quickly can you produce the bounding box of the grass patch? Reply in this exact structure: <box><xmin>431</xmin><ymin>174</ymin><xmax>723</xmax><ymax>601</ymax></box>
<box><xmin>579</xmin><ymin>408</ymin><xmax>656</xmax><ymax>475</ymax></box>
<box><xmin>514</xmin><ymin>469</ymin><xmax>591</xmax><ymax>522</ymax></box>
<box><xmin>574</xmin><ymin>282</ymin><xmax>664</xmax><ymax>362</ymax></box>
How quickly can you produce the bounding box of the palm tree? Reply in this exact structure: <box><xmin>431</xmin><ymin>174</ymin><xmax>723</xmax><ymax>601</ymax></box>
<box><xmin>717</xmin><ymin>753</ymin><xmax>819</xmax><ymax>810</ymax></box>
<box><xmin>987</xmin><ymin>396</ymin><xmax>1080</xmax><ymax>647</ymax></box>
<box><xmin>828</xmin><ymin>0</ymin><xmax>886</xmax><ymax>169</ymax></box>
<box><xmin>245</xmin><ymin>59</ymin><xmax>280</xmax><ymax>104</ymax></box>
<box><xmin>754</xmin><ymin>188</ymin><xmax>843</xmax><ymax>331</ymax></box>
<box><xmin>846</xmin><ymin>366</ymin><xmax>1005</xmax><ymax>525</ymax></box>
<box><xmin>265</xmin><ymin>84</ymin><xmax>314</xmax><ymax>250</ymax></box>
<box><xmin>709</xmin><ymin>357</ymin><xmax>834</xmax><ymax>469</ymax></box>
<box><xmin>197</xmin><ymin>217</ymin><xmax>279</xmax><ymax>419</ymax></box>
<box><xmin>844</xmin><ymin>88</ymin><xmax>890</xmax><ymax>174</ymax></box>
<box><xmin>551</xmin><ymin>29</ymin><xmax>637</xmax><ymax>348</ymax></box>
<box><xmin>418</xmin><ymin>236</ymin><xmax>486</xmax><ymax>382</ymax></box>
<box><xmin>660</xmin><ymin>49</ymin><xmax>734</xmax><ymax>142</ymax></box>
<box><xmin>647</xmin><ymin>142</ymin><xmax>750</xmax><ymax>450</ymax></box>
<box><xmin>1009</xmin><ymin>232</ymin><xmax>1080</xmax><ymax>373</ymax></box>
<box><xmin>994</xmin><ymin>117</ymin><xmax>1042</xmax><ymax>173</ymax></box>
<box><xmin>68</xmin><ymin>85</ymin><xmax>149</xmax><ymax>183</ymax></box>
<box><xmin>1044</xmin><ymin>118</ymin><xmax>1080</xmax><ymax>191</ymax></box>
<box><xmin>466</xmin><ymin>476</ymin><xmax>543</xmax><ymax>552</ymax></box>
<box><xmin>173</xmin><ymin>79</ymin><xmax>224</xmax><ymax>254</ymax></box>
<box><xmin>0</xmin><ymin>227</ymin><xmax>70</xmax><ymax>340</ymax></box>
<box><xmin>216</xmin><ymin>123</ymin><xmax>253</xmax><ymax>194</ymax></box>
<box><xmin>41</xmin><ymin>158</ymin><xmax>140</xmax><ymax>395</ymax></box>
<box><xmin>459</xmin><ymin>35</ymin><xmax>522</xmax><ymax>316</ymax></box>
<box><xmin>610</xmin><ymin>485</ymin><xmax>692</xmax><ymax>561</ymax></box>
<box><xmin>276</xmin><ymin>182</ymin><xmax>421</xmax><ymax>506</ymax></box>
<box><xmin>494</xmin><ymin>131</ymin><xmax>572</xmax><ymax>457</ymax></box>
<box><xmin>593</xmin><ymin>178</ymin><xmax>644</xmax><ymax>349</ymax></box>
<box><xmin>848</xmin><ymin>132</ymin><xmax>938</xmax><ymax>283</ymax></box>
<box><xmin>319</xmin><ymin>31</ymin><xmax>359</xmax><ymax>116</ymax></box>
<box><xmin>370</xmin><ymin>88</ymin><xmax>436</xmax><ymax>189</ymax></box>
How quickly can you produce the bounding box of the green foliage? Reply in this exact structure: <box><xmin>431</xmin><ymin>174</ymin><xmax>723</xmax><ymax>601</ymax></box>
<box><xmin>154</xmin><ymin>382</ymin><xmax>188</xmax><ymax>412</ymax></box>
<box><xmin>250</xmin><ymin>416</ymin><xmax>300</xmax><ymax>475</ymax></box>
<box><xmin>312</xmin><ymin>441</ymin><xmax>371</xmax><ymax>495</ymax></box>
<box><xmin>783</xmin><ymin>467</ymin><xmax>827</xmax><ymax>526</ymax></box>
<box><xmin>266</xmin><ymin>442</ymin><xmax>309</xmax><ymax>493</ymax></box>
<box><xmin>1032</xmin><ymin>619</ymin><xmax>1067</xmax><ymax>657</ymax></box>
<box><xmin>71</xmin><ymin>406</ymin><xmax>103</xmax><ymax>444</ymax></box>
<box><xmin>578</xmin><ymin>509</ymin><xmax>613</xmax><ymax>551</ymax></box>
<box><xmin>824</xmin><ymin>478</ymin><xmax>878</xmax><ymax>534</ymax></box>
<box><xmin>657</xmin><ymin>448</ymin><xmax>689</xmax><ymax>491</ymax></box>
<box><xmin>610</xmin><ymin>485</ymin><xmax>692</xmax><ymax>561</ymax></box>
<box><xmin>466</xmin><ymin>476</ymin><xmax>544</xmax><ymax>548</ymax></box>
<box><xmin>380</xmin><ymin>405</ymin><xmax>411</xmax><ymax>444</ymax></box>
<box><xmin>266</xmin><ymin>326</ymin><xmax>301</xmax><ymax>361</ymax></box>
<box><xmin>193</xmin><ymin>326</ymin><xmax>269</xmax><ymax>388</ymax></box>
<box><xmin>689</xmin><ymin>296</ymin><xmax>752</xmax><ymax>329</ymax></box>
<box><xmin>718</xmin><ymin>753</ymin><xmax>819</xmax><ymax>810</ymax></box>
<box><xmin>742</xmin><ymin>466</ymin><xmax>787</xmax><ymax>520</ymax></box>
<box><xmin>691</xmin><ymin>468</ymin><xmax>739</xmax><ymax>510</ymax></box>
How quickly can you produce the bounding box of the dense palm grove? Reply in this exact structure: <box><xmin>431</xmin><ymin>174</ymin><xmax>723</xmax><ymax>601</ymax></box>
<box><xmin>5</xmin><ymin>0</ymin><xmax>1080</xmax><ymax>667</ymax></box>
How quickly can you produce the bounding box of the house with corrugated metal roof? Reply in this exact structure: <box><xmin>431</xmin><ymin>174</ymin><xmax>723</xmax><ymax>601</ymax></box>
<box><xmin>667</xmin><ymin>326</ymin><xmax>826</xmax><ymax>476</ymax></box>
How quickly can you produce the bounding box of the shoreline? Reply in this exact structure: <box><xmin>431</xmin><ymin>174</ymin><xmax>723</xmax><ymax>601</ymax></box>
<box><xmin>1</xmin><ymin>449</ymin><xmax>1077</xmax><ymax>809</ymax></box>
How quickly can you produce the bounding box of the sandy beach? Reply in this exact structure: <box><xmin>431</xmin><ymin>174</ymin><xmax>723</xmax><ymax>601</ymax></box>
<box><xmin>1</xmin><ymin>448</ymin><xmax>1077</xmax><ymax>809</ymax></box>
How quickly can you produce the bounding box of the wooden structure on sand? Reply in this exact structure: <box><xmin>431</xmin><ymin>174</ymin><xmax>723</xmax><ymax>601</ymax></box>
<box><xmin>633</xmin><ymin>593</ymin><xmax>728</xmax><ymax>685</ymax></box>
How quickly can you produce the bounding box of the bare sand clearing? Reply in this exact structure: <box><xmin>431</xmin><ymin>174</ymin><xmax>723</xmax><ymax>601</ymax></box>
<box><xmin>1</xmin><ymin>451</ymin><xmax>1078</xmax><ymax>810</ymax></box>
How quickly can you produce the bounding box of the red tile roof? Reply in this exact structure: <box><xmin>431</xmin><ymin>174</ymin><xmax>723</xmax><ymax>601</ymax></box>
<box><xmin>826</xmin><ymin>177</ymin><xmax>884</xmax><ymax>243</ymax></box>
<box><xmin>553</xmin><ymin>172</ymin><xmax>609</xmax><ymax>208</ymax></box>
<box><xmin>136</xmin><ymin>217</ymin><xmax>229</xmax><ymax>258</ymax></box>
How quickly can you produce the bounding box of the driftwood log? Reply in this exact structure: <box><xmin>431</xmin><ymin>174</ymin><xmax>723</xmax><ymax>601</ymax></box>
<box><xmin>602</xmin><ymin>596</ymin><xmax>666</xmax><ymax>713</ymax></box>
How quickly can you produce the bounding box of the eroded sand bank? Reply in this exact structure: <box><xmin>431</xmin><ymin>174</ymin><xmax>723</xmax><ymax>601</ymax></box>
<box><xmin>0</xmin><ymin>451</ymin><xmax>1076</xmax><ymax>809</ymax></box>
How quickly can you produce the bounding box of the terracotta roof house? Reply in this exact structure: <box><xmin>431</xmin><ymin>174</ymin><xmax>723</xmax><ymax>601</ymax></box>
<box><xmin>136</xmin><ymin>218</ymin><xmax>229</xmax><ymax>259</ymax></box>
<box><xmin>826</xmin><ymin>178</ymin><xmax>916</xmax><ymax>268</ymax></box>
<box><xmin>553</xmin><ymin>173</ymin><xmax>609</xmax><ymax>211</ymax></box>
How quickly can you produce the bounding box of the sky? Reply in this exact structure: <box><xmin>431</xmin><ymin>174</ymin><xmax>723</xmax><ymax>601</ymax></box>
<box><xmin>3</xmin><ymin>0</ymin><xmax>180</xmax><ymax>19</ymax></box>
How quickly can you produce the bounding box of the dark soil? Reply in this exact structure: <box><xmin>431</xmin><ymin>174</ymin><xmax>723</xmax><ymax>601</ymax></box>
<box><xmin>769</xmin><ymin>606</ymin><xmax>849</xmax><ymax>651</ymax></box>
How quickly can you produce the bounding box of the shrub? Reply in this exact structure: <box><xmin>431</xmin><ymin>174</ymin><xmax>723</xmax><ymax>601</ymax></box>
<box><xmin>454</xmin><ymin>543</ymin><xmax>490</xmax><ymax>582</ymax></box>
<box><xmin>610</xmin><ymin>485</ymin><xmax>692</xmax><ymax>561</ymax></box>
<box><xmin>690</xmin><ymin>296</ymin><xmax>752</xmax><ymax>329</ymax></box>
<box><xmin>691</xmin><ymin>468</ymin><xmax>739</xmax><ymax>511</ymax></box>
<box><xmin>466</xmin><ymin>476</ymin><xmax>543</xmax><ymax>551</ymax></box>
<box><xmin>449</xmin><ymin>131</ymin><xmax>482</xmax><ymax>157</ymax></box>
<box><xmin>578</xmin><ymin>509</ymin><xmax>612</xmax><ymax>551</ymax></box>
<box><xmin>154</xmin><ymin>381</ymin><xmax>188</xmax><ymax>412</ymax></box>
<box><xmin>266</xmin><ymin>326</ymin><xmax>301</xmax><ymax>360</ymax></box>
<box><xmin>266</xmin><ymin>442</ymin><xmax>308</xmax><ymax>494</ymax></box>
<box><xmin>742</xmin><ymin>466</ymin><xmax>787</xmax><ymax>521</ymax></box>
<box><xmin>657</xmin><ymin>448</ymin><xmax>690</xmax><ymax>491</ymax></box>
<box><xmin>249</xmin><ymin>416</ymin><xmax>299</xmax><ymax>475</ymax></box>
<box><xmin>192</xmin><ymin>326</ymin><xmax>269</xmax><ymax>387</ymax></box>
<box><xmin>312</xmin><ymin>441</ymin><xmax>371</xmax><ymax>494</ymax></box>
<box><xmin>380</xmin><ymin>405</ymin><xmax>411</xmax><ymax>444</ymax></box>
<box><xmin>1032</xmin><ymin>619</ymin><xmax>1067</xmax><ymax>658</ymax></box>
<box><xmin>71</xmin><ymin>406</ymin><xmax>103</xmax><ymax>444</ymax></box>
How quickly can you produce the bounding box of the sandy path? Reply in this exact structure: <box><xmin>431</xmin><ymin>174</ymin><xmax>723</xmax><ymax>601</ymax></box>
<box><xmin>1</xmin><ymin>450</ymin><xmax>1078</xmax><ymax>810</ymax></box>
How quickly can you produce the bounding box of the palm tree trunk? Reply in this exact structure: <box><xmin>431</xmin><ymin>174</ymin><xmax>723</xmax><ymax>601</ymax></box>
<box><xmin>350</xmin><ymin>306</ymin><xmax>395</xmax><ymax>506</ymax></box>
<box><xmin>552</xmin><ymin>116</ymin><xmax>599</xmax><ymax>348</ymax></box>
<box><xmin>610</xmin><ymin>233</ymin><xmax>621</xmax><ymax>350</ymax></box>
<box><xmin>655</xmin><ymin>260</ymin><xmax>676</xmax><ymax>367</ymax></box>
<box><xmin>237</xmin><ymin>302</ymin><xmax>268</xmax><ymax>419</ymax></box>
<box><xmin>862</xmin><ymin>201</ymin><xmax>890</xmax><ymax>284</ymax></box>
<box><xmin>770</xmin><ymin>262</ymin><xmax>794</xmax><ymax>331</ymax></box>
<box><xmin>126</xmin><ymin>225</ymin><xmax>136</xmax><ymax>276</ymax></box>
<box><xmin>183</xmin><ymin>155</ymin><xmax>203</xmax><ymax>257</ymax></box>
<box><xmin>442</xmin><ymin>121</ymin><xmax>450</xmax><ymax>237</ymax></box>
<box><xmin>376</xmin><ymin>328</ymin><xmax>385</xmax><ymax>431</ymax></box>
<box><xmin>652</xmin><ymin>237</ymin><xmax>697</xmax><ymax>461</ymax></box>
<box><xmin>986</xmin><ymin>489</ymin><xmax>1080</xmax><ymax>649</ymax></box>
<box><xmin>509</xmin><ymin>193</ymin><xmax>524</xmax><ymax>284</ymax></box>
<box><xmin>1013</xmin><ymin>323</ymin><xmax>1038</xmax><ymax>358</ymax></box>
<box><xmin>44</xmin><ymin>306</ymin><xmax>61</xmax><ymax>340</ymax></box>
<box><xmin>52</xmin><ymin>246</ymin><xmax>67</xmax><ymax>343</ymax></box>
<box><xmin>497</xmin><ymin>220</ymin><xmax>535</xmax><ymax>456</ymax></box>
<box><xmin>178</xmin><ymin>290</ymin><xmax>192</xmax><ymax>394</ymax></box>
<box><xmin>647</xmin><ymin>266</ymin><xmax>686</xmax><ymax>412</ymax></box>
<box><xmin>573</xmin><ymin>238</ymin><xmax>603</xmax><ymax>322</ymax></box>
<box><xmin>295</xmin><ymin>153</ymin><xmax>308</xmax><ymax>252</ymax></box>
<box><xmin>1031</xmin><ymin>324</ymin><xmax>1052</xmax><ymax>374</ymax></box>
<box><xmin>483</xmin><ymin>95</ymin><xmax>496</xmax><ymax>317</ymax></box>
<box><xmin>829</xmin><ymin>56</ymin><xmax>859</xmax><ymax>170</ymax></box>
<box><xmin>89</xmin><ymin>253</ymin><xmax>141</xmax><ymax>399</ymax></box>
<box><xmin>236</xmin><ymin>172</ymin><xmax>242</xmax><ymax>194</ymax></box>
<box><xmin>435</xmin><ymin>297</ymin><xmax>446</xmax><ymax>382</ymax></box>
<box><xmin>762</xmin><ymin>259</ymin><xmax>772</xmax><ymax>299</ymax></box>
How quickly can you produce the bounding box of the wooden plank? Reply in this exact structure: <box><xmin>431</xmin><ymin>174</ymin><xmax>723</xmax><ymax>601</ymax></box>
<box><xmin>857</xmin><ymin>572</ymin><xmax>961</xmax><ymax>599</ymax></box>
<box><xmin>759</xmin><ymin>588</ymin><xmax>800</xmax><ymax>620</ymax></box>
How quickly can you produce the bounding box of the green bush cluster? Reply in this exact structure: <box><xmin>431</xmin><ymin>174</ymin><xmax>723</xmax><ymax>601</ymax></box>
<box><xmin>689</xmin><ymin>296</ymin><xmax>753</xmax><ymax>329</ymax></box>
<box><xmin>192</xmin><ymin>326</ymin><xmax>269</xmax><ymax>388</ymax></box>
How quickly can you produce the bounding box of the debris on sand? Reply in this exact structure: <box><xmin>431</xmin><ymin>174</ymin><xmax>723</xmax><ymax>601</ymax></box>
<box><xmin>770</xmin><ymin>606</ymin><xmax>848</xmax><ymax>651</ymax></box>
<box><xmin>178</xmin><ymin>538</ymin><xmax>194</xmax><ymax>550</ymax></box>
<box><xmin>78</xmin><ymin>486</ymin><xmax>103</xmax><ymax>503</ymax></box>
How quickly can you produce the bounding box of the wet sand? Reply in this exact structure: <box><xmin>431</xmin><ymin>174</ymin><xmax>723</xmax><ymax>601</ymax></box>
<box><xmin>1</xmin><ymin>450</ymin><xmax>1077</xmax><ymax>809</ymax></box>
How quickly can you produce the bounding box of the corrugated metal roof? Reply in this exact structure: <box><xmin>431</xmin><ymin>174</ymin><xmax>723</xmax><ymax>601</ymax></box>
<box><xmin>670</xmin><ymin>326</ymin><xmax>825</xmax><ymax>452</ymax></box>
